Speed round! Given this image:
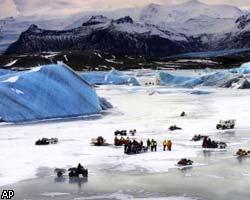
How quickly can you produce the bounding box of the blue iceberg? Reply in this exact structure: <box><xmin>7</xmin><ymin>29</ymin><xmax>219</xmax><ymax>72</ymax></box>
<box><xmin>158</xmin><ymin>72</ymin><xmax>203</xmax><ymax>88</ymax></box>
<box><xmin>201</xmin><ymin>71</ymin><xmax>232</xmax><ymax>86</ymax></box>
<box><xmin>0</xmin><ymin>62</ymin><xmax>109</xmax><ymax>122</ymax></box>
<box><xmin>158</xmin><ymin>70</ymin><xmax>235</xmax><ymax>88</ymax></box>
<box><xmin>0</xmin><ymin>68</ymin><xmax>15</xmax><ymax>76</ymax></box>
<box><xmin>230</xmin><ymin>62</ymin><xmax>250</xmax><ymax>74</ymax></box>
<box><xmin>80</xmin><ymin>69</ymin><xmax>140</xmax><ymax>86</ymax></box>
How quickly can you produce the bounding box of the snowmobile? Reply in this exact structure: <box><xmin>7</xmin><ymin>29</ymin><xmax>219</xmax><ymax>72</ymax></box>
<box><xmin>49</xmin><ymin>138</ymin><xmax>58</xmax><ymax>144</ymax></box>
<box><xmin>68</xmin><ymin>163</ymin><xmax>88</xmax><ymax>178</ymax></box>
<box><xmin>124</xmin><ymin>141</ymin><xmax>148</xmax><ymax>155</ymax></box>
<box><xmin>91</xmin><ymin>136</ymin><xmax>109</xmax><ymax>146</ymax></box>
<box><xmin>54</xmin><ymin>168</ymin><xmax>66</xmax><ymax>177</ymax></box>
<box><xmin>114</xmin><ymin>130</ymin><xmax>127</xmax><ymax>136</ymax></box>
<box><xmin>35</xmin><ymin>137</ymin><xmax>58</xmax><ymax>145</ymax></box>
<box><xmin>235</xmin><ymin>149</ymin><xmax>250</xmax><ymax>157</ymax></box>
<box><xmin>169</xmin><ymin>125</ymin><xmax>182</xmax><ymax>131</ymax></box>
<box><xmin>191</xmin><ymin>135</ymin><xmax>206</xmax><ymax>142</ymax></box>
<box><xmin>68</xmin><ymin>167</ymin><xmax>88</xmax><ymax>177</ymax></box>
<box><xmin>202</xmin><ymin>136</ymin><xmax>227</xmax><ymax>149</ymax></box>
<box><xmin>129</xmin><ymin>129</ymin><xmax>137</xmax><ymax>136</ymax></box>
<box><xmin>216</xmin><ymin>119</ymin><xmax>236</xmax><ymax>130</ymax></box>
<box><xmin>177</xmin><ymin>158</ymin><xmax>193</xmax><ymax>166</ymax></box>
<box><xmin>217</xmin><ymin>142</ymin><xmax>227</xmax><ymax>149</ymax></box>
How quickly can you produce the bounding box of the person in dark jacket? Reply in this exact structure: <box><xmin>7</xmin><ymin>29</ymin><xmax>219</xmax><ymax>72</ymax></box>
<box><xmin>147</xmin><ymin>139</ymin><xmax>151</xmax><ymax>148</ymax></box>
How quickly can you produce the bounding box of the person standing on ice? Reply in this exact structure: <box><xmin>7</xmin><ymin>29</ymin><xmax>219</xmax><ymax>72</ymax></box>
<box><xmin>147</xmin><ymin>139</ymin><xmax>151</xmax><ymax>148</ymax></box>
<box><xmin>167</xmin><ymin>140</ymin><xmax>172</xmax><ymax>151</ymax></box>
<box><xmin>151</xmin><ymin>139</ymin><xmax>157</xmax><ymax>151</ymax></box>
<box><xmin>163</xmin><ymin>140</ymin><xmax>167</xmax><ymax>151</ymax></box>
<box><xmin>150</xmin><ymin>139</ymin><xmax>154</xmax><ymax>151</ymax></box>
<box><xmin>153</xmin><ymin>140</ymin><xmax>157</xmax><ymax>151</ymax></box>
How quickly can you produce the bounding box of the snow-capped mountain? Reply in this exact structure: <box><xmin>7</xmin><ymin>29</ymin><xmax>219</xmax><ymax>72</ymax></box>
<box><xmin>138</xmin><ymin>0</ymin><xmax>244</xmax><ymax>35</ymax></box>
<box><xmin>5</xmin><ymin>15</ymin><xmax>191</xmax><ymax>56</ymax></box>
<box><xmin>3</xmin><ymin>0</ymin><xmax>250</xmax><ymax>56</ymax></box>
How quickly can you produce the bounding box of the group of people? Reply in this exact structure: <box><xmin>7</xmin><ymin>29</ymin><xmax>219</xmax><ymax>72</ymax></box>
<box><xmin>163</xmin><ymin>140</ymin><xmax>172</xmax><ymax>151</ymax></box>
<box><xmin>147</xmin><ymin>139</ymin><xmax>157</xmax><ymax>151</ymax></box>
<box><xmin>114</xmin><ymin>136</ymin><xmax>130</xmax><ymax>146</ymax></box>
<box><xmin>122</xmin><ymin>138</ymin><xmax>172</xmax><ymax>153</ymax></box>
<box><xmin>202</xmin><ymin>136</ymin><xmax>227</xmax><ymax>149</ymax></box>
<box><xmin>124</xmin><ymin>139</ymin><xmax>147</xmax><ymax>154</ymax></box>
<box><xmin>202</xmin><ymin>136</ymin><xmax>218</xmax><ymax>148</ymax></box>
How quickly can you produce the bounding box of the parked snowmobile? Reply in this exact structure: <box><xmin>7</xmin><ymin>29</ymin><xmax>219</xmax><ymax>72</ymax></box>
<box><xmin>191</xmin><ymin>135</ymin><xmax>206</xmax><ymax>142</ymax></box>
<box><xmin>54</xmin><ymin>168</ymin><xmax>66</xmax><ymax>177</ymax></box>
<box><xmin>91</xmin><ymin>136</ymin><xmax>109</xmax><ymax>146</ymax></box>
<box><xmin>177</xmin><ymin>158</ymin><xmax>193</xmax><ymax>166</ymax></box>
<box><xmin>124</xmin><ymin>140</ymin><xmax>148</xmax><ymax>155</ymax></box>
<box><xmin>129</xmin><ymin>129</ymin><xmax>137</xmax><ymax>136</ymax></box>
<box><xmin>235</xmin><ymin>149</ymin><xmax>250</xmax><ymax>157</ymax></box>
<box><xmin>35</xmin><ymin>138</ymin><xmax>58</xmax><ymax>145</ymax></box>
<box><xmin>68</xmin><ymin>163</ymin><xmax>88</xmax><ymax>178</ymax></box>
<box><xmin>169</xmin><ymin>125</ymin><xmax>182</xmax><ymax>131</ymax></box>
<box><xmin>114</xmin><ymin>130</ymin><xmax>127</xmax><ymax>136</ymax></box>
<box><xmin>202</xmin><ymin>136</ymin><xmax>227</xmax><ymax>149</ymax></box>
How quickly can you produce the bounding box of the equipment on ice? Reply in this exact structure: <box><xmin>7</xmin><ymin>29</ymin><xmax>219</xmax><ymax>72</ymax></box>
<box><xmin>68</xmin><ymin>163</ymin><xmax>88</xmax><ymax>177</ymax></box>
<box><xmin>35</xmin><ymin>138</ymin><xmax>58</xmax><ymax>145</ymax></box>
<box><xmin>114</xmin><ymin>130</ymin><xmax>127</xmax><ymax>136</ymax></box>
<box><xmin>114</xmin><ymin>129</ymin><xmax>136</xmax><ymax>136</ymax></box>
<box><xmin>191</xmin><ymin>135</ymin><xmax>207</xmax><ymax>142</ymax></box>
<box><xmin>91</xmin><ymin>136</ymin><xmax>109</xmax><ymax>146</ymax></box>
<box><xmin>216</xmin><ymin>119</ymin><xmax>236</xmax><ymax>130</ymax></box>
<box><xmin>169</xmin><ymin>125</ymin><xmax>182</xmax><ymax>131</ymax></box>
<box><xmin>202</xmin><ymin>136</ymin><xmax>227</xmax><ymax>149</ymax></box>
<box><xmin>177</xmin><ymin>158</ymin><xmax>193</xmax><ymax>166</ymax></box>
<box><xmin>54</xmin><ymin>168</ymin><xmax>66</xmax><ymax>177</ymax></box>
<box><xmin>180</xmin><ymin>112</ymin><xmax>186</xmax><ymax>117</ymax></box>
<box><xmin>124</xmin><ymin>140</ymin><xmax>148</xmax><ymax>155</ymax></box>
<box><xmin>235</xmin><ymin>149</ymin><xmax>250</xmax><ymax>157</ymax></box>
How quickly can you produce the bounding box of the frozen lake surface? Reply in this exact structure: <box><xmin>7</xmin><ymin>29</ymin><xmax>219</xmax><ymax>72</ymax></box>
<box><xmin>1</xmin><ymin>70</ymin><xmax>250</xmax><ymax>199</ymax></box>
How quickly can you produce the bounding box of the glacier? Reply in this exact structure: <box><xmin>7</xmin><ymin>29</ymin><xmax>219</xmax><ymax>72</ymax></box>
<box><xmin>0</xmin><ymin>62</ymin><xmax>110</xmax><ymax>123</ymax></box>
<box><xmin>80</xmin><ymin>68</ymin><xmax>140</xmax><ymax>86</ymax></box>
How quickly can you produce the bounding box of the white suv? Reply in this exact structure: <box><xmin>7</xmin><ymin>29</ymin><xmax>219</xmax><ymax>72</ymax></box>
<box><xmin>216</xmin><ymin>119</ymin><xmax>236</xmax><ymax>130</ymax></box>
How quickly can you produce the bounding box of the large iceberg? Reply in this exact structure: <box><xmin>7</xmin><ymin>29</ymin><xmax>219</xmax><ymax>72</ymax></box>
<box><xmin>201</xmin><ymin>71</ymin><xmax>233</xmax><ymax>86</ymax></box>
<box><xmin>0</xmin><ymin>63</ymin><xmax>110</xmax><ymax>122</ymax></box>
<box><xmin>230</xmin><ymin>62</ymin><xmax>250</xmax><ymax>74</ymax></box>
<box><xmin>158</xmin><ymin>70</ymin><xmax>250</xmax><ymax>89</ymax></box>
<box><xmin>158</xmin><ymin>72</ymin><xmax>203</xmax><ymax>88</ymax></box>
<box><xmin>0</xmin><ymin>68</ymin><xmax>14</xmax><ymax>76</ymax></box>
<box><xmin>80</xmin><ymin>69</ymin><xmax>140</xmax><ymax>86</ymax></box>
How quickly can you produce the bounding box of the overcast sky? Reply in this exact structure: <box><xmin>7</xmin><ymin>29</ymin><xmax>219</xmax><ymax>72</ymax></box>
<box><xmin>1</xmin><ymin>0</ymin><xmax>250</xmax><ymax>19</ymax></box>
